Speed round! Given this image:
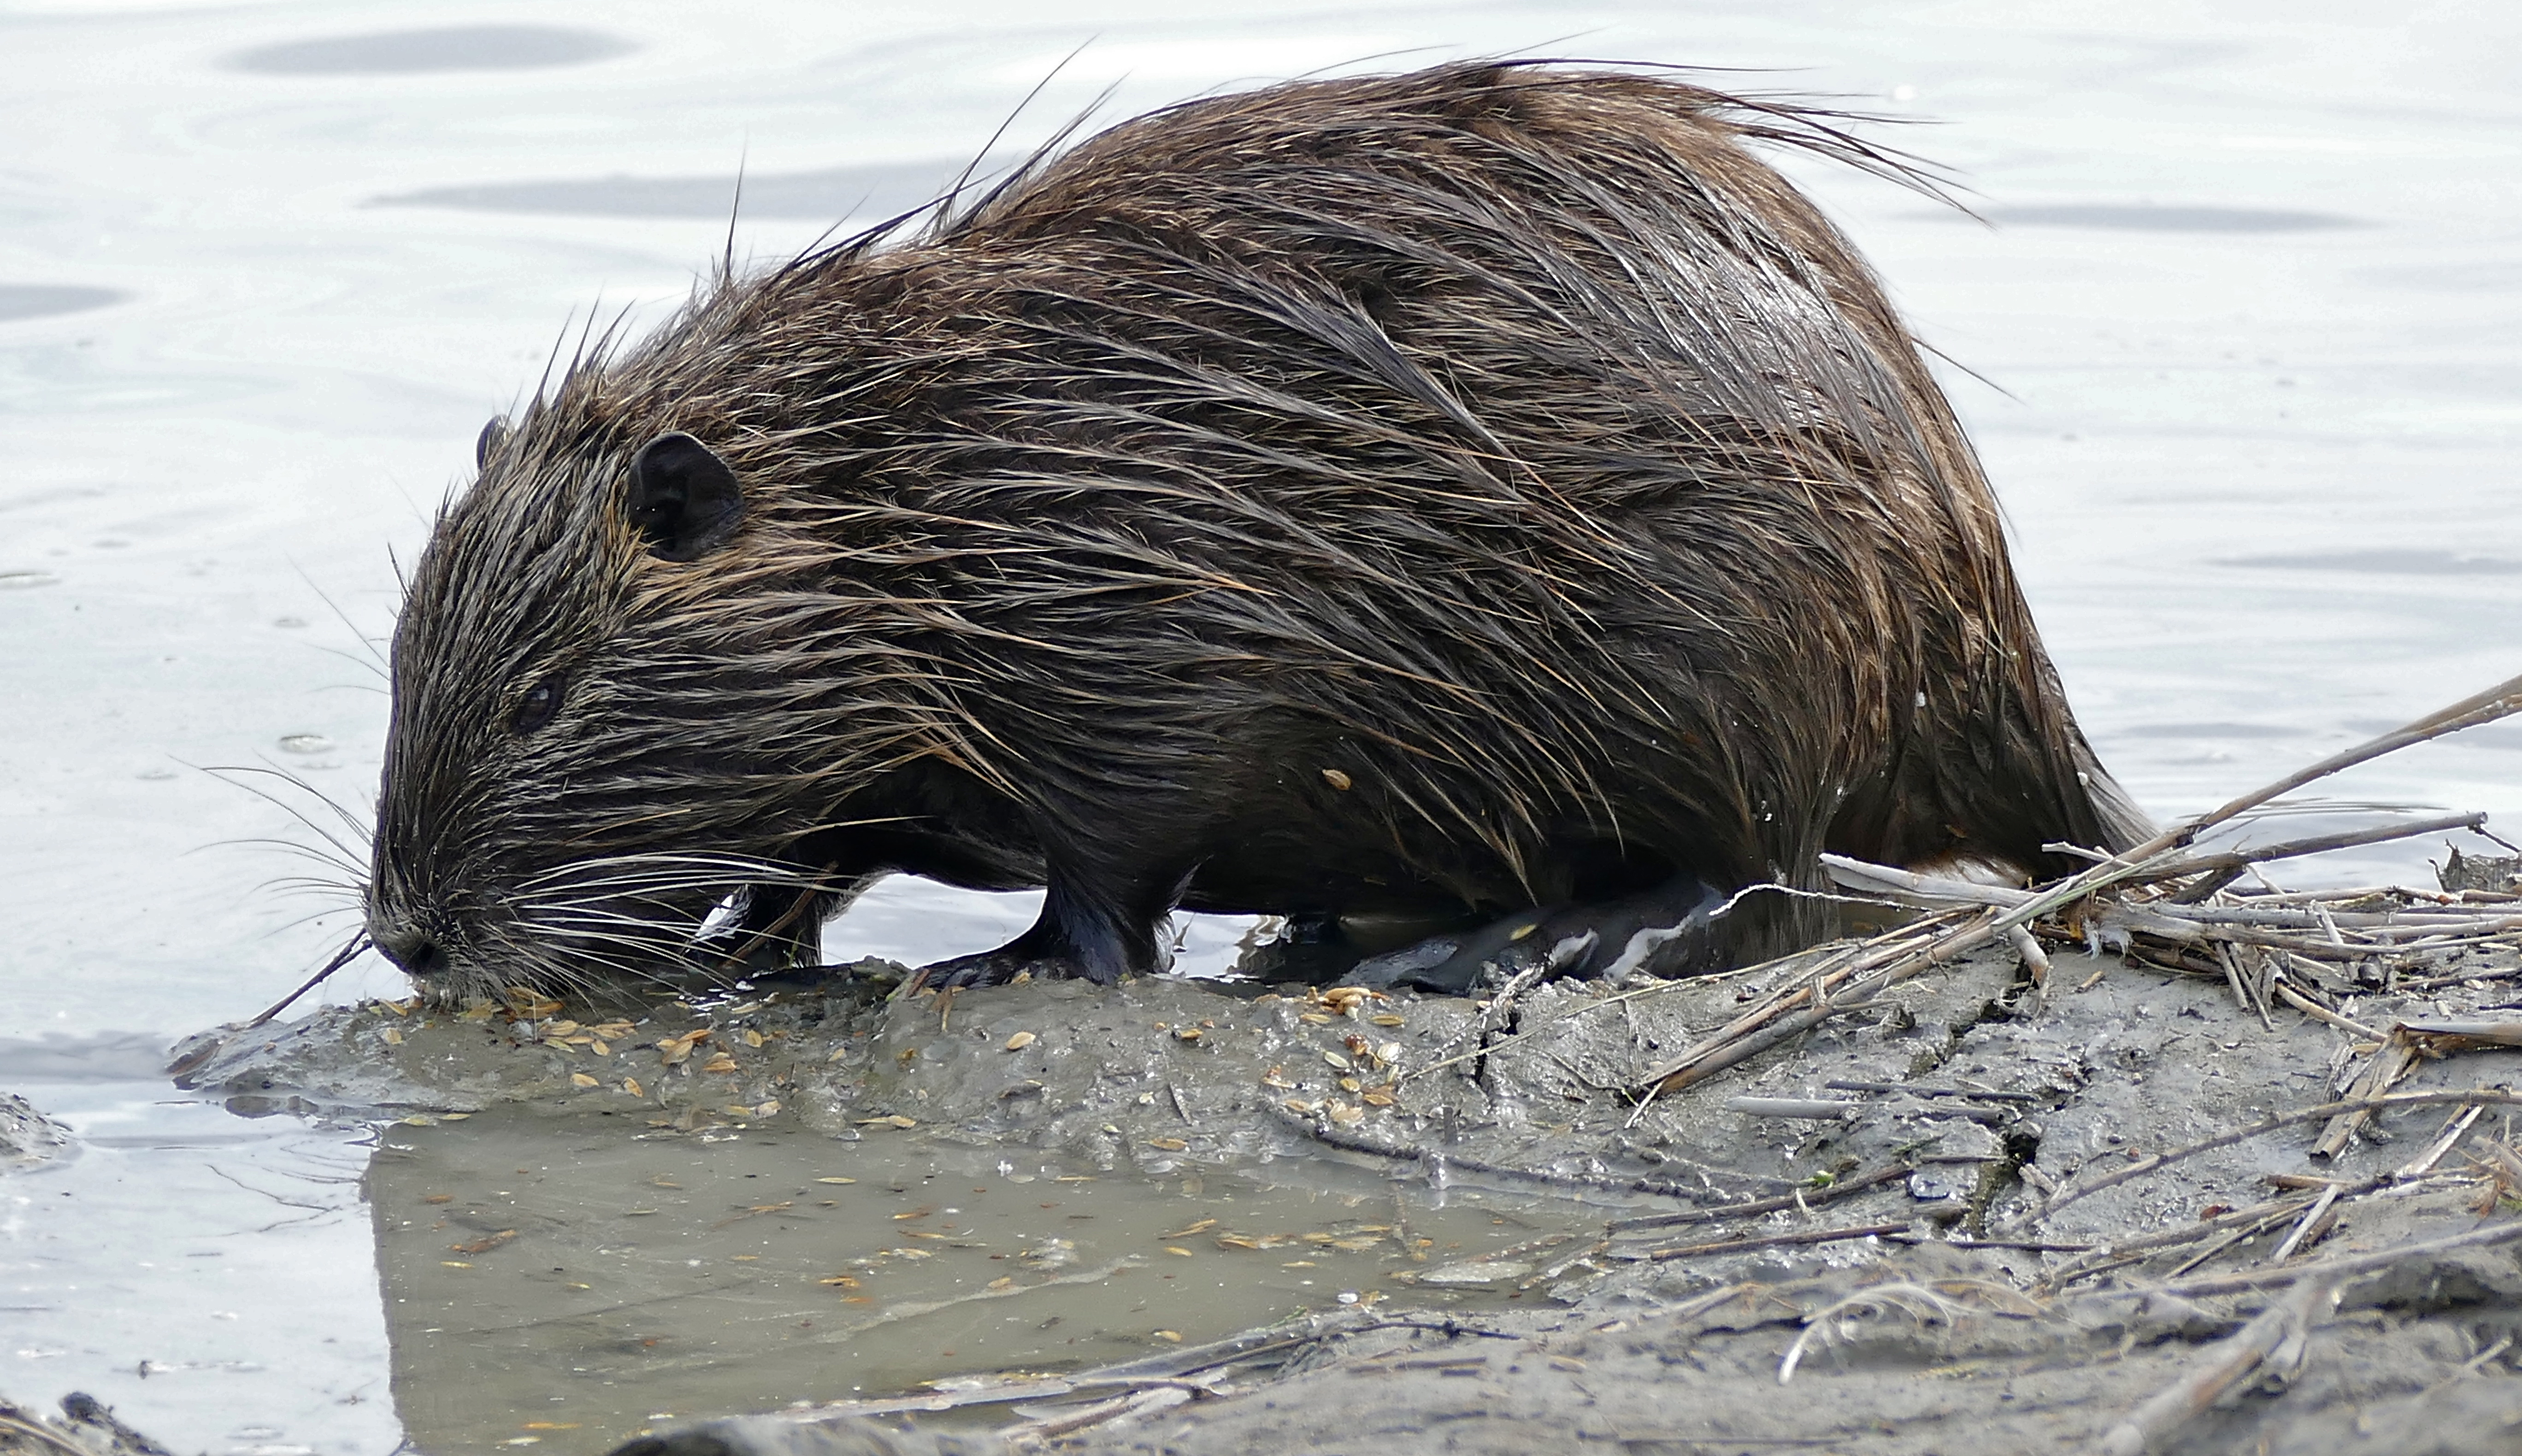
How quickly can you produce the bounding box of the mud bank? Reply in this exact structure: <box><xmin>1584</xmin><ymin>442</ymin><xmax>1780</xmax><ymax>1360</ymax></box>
<box><xmin>11</xmin><ymin>918</ymin><xmax>2487</xmax><ymax>1454</ymax></box>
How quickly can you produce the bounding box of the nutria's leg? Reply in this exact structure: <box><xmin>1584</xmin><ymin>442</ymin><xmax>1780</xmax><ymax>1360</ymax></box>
<box><xmin>922</xmin><ymin>851</ymin><xmax>1179</xmax><ymax>988</ymax></box>
<box><xmin>704</xmin><ymin>881</ymin><xmax>847</xmax><ymax>976</ymax></box>
<box><xmin>1346</xmin><ymin>874</ymin><xmax>1731</xmax><ymax>994</ymax></box>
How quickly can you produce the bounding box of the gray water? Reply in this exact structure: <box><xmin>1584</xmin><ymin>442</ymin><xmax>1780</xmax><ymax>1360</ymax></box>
<box><xmin>3</xmin><ymin>1</ymin><xmax>2517</xmax><ymax>1450</ymax></box>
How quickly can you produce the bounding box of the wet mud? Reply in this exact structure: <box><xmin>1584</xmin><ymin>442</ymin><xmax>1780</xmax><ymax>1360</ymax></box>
<box><xmin>100</xmin><ymin>924</ymin><xmax>2522</xmax><ymax>1453</ymax></box>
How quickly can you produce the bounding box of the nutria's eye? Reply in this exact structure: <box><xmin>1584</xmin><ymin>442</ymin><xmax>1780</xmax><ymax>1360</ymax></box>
<box><xmin>512</xmin><ymin>676</ymin><xmax>563</xmax><ymax>734</ymax></box>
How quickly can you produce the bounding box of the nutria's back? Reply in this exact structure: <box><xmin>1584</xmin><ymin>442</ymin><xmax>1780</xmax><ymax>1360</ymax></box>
<box><xmin>366</xmin><ymin>63</ymin><xmax>2147</xmax><ymax>998</ymax></box>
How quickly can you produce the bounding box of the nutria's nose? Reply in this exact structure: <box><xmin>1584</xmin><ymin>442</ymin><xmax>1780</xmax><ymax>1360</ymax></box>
<box><xmin>372</xmin><ymin>925</ymin><xmax>448</xmax><ymax>978</ymax></box>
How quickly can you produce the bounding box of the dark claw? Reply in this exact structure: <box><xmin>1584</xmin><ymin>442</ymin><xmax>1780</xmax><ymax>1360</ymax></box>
<box><xmin>1348</xmin><ymin>875</ymin><xmax>1727</xmax><ymax>994</ymax></box>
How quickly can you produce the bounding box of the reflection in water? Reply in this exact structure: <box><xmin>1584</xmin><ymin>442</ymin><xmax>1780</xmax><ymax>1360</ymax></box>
<box><xmin>371</xmin><ymin>160</ymin><xmax>993</xmax><ymax>222</ymax></box>
<box><xmin>371</xmin><ymin>1107</ymin><xmax>1577</xmax><ymax>1454</ymax></box>
<box><xmin>225</xmin><ymin>26</ymin><xmax>636</xmax><ymax>76</ymax></box>
<box><xmin>2</xmin><ymin>1078</ymin><xmax>398</xmax><ymax>1453</ymax></box>
<box><xmin>0</xmin><ymin>284</ymin><xmax>122</xmax><ymax>322</ymax></box>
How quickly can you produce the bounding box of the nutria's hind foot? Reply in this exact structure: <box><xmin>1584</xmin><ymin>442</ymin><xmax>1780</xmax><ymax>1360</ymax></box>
<box><xmin>1348</xmin><ymin>875</ymin><xmax>1729</xmax><ymax>995</ymax></box>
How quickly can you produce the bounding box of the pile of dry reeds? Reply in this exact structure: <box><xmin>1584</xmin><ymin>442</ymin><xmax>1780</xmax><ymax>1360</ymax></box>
<box><xmin>1629</xmin><ymin>671</ymin><xmax>2522</xmax><ymax>1104</ymax></box>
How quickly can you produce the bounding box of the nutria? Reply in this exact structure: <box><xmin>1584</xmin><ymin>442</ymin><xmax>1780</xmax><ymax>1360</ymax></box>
<box><xmin>363</xmin><ymin>62</ymin><xmax>2149</xmax><ymax>1002</ymax></box>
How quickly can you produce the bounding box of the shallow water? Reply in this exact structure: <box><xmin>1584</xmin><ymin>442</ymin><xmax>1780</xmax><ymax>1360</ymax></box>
<box><xmin>371</xmin><ymin>1107</ymin><xmax>1592</xmax><ymax>1454</ymax></box>
<box><xmin>3</xmin><ymin>0</ymin><xmax>2518</xmax><ymax>1449</ymax></box>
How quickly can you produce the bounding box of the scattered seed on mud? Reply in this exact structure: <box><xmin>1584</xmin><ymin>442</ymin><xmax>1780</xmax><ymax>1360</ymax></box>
<box><xmin>1004</xmin><ymin>1031</ymin><xmax>1038</xmax><ymax>1051</ymax></box>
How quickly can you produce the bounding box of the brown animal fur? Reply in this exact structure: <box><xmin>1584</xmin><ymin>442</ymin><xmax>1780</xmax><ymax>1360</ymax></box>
<box><xmin>365</xmin><ymin>62</ymin><xmax>2148</xmax><ymax>999</ymax></box>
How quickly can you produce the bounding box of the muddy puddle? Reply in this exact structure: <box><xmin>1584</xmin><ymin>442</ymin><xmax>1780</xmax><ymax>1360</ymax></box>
<box><xmin>371</xmin><ymin>1107</ymin><xmax>1590</xmax><ymax>1453</ymax></box>
<box><xmin>144</xmin><ymin>966</ymin><xmax>1650</xmax><ymax>1450</ymax></box>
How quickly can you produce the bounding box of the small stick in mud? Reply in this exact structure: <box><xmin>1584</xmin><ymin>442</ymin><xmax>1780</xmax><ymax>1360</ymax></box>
<box><xmin>1605</xmin><ymin>1162</ymin><xmax>1915</xmax><ymax>1233</ymax></box>
<box><xmin>2156</xmin><ymin>1213</ymin><xmax>2522</xmax><ymax>1298</ymax></box>
<box><xmin>2143</xmin><ymin>811</ymin><xmax>2487</xmax><ymax>881</ymax></box>
<box><xmin>1821</xmin><ymin>1080</ymin><xmax>2039</xmax><ymax>1103</ymax></box>
<box><xmin>1722</xmin><ymin>1096</ymin><xmax>1860</xmax><ymax>1120</ymax></box>
<box><xmin>2033</xmin><ymin>1189</ymin><xmax>2374</xmax><ymax>1292</ymax></box>
<box><xmin>2314</xmin><ymin>1029</ymin><xmax>2432</xmax><ymax>1157</ymax></box>
<box><xmin>2264</xmin><ymin>1185</ymin><xmax>2342</xmax><ymax>1264</ymax></box>
<box><xmin>2097</xmin><ymin>1276</ymin><xmax>2338</xmax><ymax>1456</ymax></box>
<box><xmin>2020</xmin><ymin>1089</ymin><xmax>2522</xmax><ymax>1227</ymax></box>
<box><xmin>1645</xmin><ymin>1219</ymin><xmax>1916</xmax><ymax>1262</ymax></box>
<box><xmin>1271</xmin><ymin>1103</ymin><xmax>1743</xmax><ymax>1205</ymax></box>
<box><xmin>2163</xmin><ymin>672</ymin><xmax>2522</xmax><ymax>852</ymax></box>
<box><xmin>1635</xmin><ymin>909</ymin><xmax>1988</xmax><ymax>1094</ymax></box>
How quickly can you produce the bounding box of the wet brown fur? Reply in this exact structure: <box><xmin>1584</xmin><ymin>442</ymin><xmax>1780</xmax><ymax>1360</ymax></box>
<box><xmin>365</xmin><ymin>62</ymin><xmax>2148</xmax><ymax>998</ymax></box>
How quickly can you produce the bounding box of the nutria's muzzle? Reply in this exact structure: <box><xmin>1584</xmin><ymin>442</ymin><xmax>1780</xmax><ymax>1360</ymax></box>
<box><xmin>367</xmin><ymin>915</ymin><xmax>448</xmax><ymax>979</ymax></box>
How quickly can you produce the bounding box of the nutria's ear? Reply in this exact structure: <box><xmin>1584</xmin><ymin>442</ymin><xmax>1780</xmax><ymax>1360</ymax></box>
<box><xmin>475</xmin><ymin>415</ymin><xmax>509</xmax><ymax>470</ymax></box>
<box><xmin>624</xmin><ymin>432</ymin><xmax>744</xmax><ymax>562</ymax></box>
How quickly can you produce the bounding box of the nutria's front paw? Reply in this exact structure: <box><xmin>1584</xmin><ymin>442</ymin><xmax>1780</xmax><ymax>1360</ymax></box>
<box><xmin>918</xmin><ymin>949</ymin><xmax>1084</xmax><ymax>990</ymax></box>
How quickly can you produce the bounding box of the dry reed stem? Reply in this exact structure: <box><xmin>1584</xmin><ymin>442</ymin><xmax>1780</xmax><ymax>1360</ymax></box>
<box><xmin>2096</xmin><ymin>1275</ymin><xmax>2337</xmax><ymax>1456</ymax></box>
<box><xmin>2019</xmin><ymin>1089</ymin><xmax>2522</xmax><ymax>1227</ymax></box>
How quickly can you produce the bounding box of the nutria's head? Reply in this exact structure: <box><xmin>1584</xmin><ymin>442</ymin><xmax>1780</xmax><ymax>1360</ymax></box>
<box><xmin>363</xmin><ymin>396</ymin><xmax>837</xmax><ymax>1002</ymax></box>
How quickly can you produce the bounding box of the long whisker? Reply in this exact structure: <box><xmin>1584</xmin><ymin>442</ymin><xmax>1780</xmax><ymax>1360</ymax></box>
<box><xmin>246</xmin><ymin>933</ymin><xmax>376</xmax><ymax>1027</ymax></box>
<box><xmin>293</xmin><ymin>566</ymin><xmax>389</xmax><ymax>671</ymax></box>
<box><xmin>198</xmin><ymin>763</ymin><xmax>374</xmax><ymax>861</ymax></box>
<box><xmin>209</xmin><ymin>836</ymin><xmax>366</xmax><ymax>875</ymax></box>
